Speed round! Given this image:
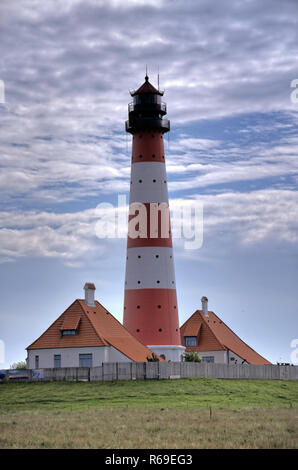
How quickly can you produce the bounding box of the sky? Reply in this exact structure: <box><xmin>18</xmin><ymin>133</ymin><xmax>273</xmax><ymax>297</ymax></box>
<box><xmin>0</xmin><ymin>0</ymin><xmax>297</xmax><ymax>368</ymax></box>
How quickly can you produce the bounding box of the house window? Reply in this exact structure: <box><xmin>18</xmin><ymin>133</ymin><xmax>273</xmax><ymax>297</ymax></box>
<box><xmin>202</xmin><ymin>356</ymin><xmax>214</xmax><ymax>363</ymax></box>
<box><xmin>35</xmin><ymin>355</ymin><xmax>39</xmax><ymax>369</ymax></box>
<box><xmin>79</xmin><ymin>353</ymin><xmax>92</xmax><ymax>368</ymax></box>
<box><xmin>184</xmin><ymin>336</ymin><xmax>197</xmax><ymax>347</ymax></box>
<box><xmin>61</xmin><ymin>329</ymin><xmax>76</xmax><ymax>336</ymax></box>
<box><xmin>54</xmin><ymin>354</ymin><xmax>61</xmax><ymax>368</ymax></box>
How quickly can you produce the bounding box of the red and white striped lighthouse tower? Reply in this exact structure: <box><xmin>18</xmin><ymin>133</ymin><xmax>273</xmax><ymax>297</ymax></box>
<box><xmin>123</xmin><ymin>74</ymin><xmax>185</xmax><ymax>361</ymax></box>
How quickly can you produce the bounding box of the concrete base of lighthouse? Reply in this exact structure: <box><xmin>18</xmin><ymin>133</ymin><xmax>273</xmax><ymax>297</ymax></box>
<box><xmin>147</xmin><ymin>345</ymin><xmax>186</xmax><ymax>362</ymax></box>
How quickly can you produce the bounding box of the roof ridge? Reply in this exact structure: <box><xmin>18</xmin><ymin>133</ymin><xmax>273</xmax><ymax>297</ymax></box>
<box><xmin>198</xmin><ymin>310</ymin><xmax>226</xmax><ymax>350</ymax></box>
<box><xmin>26</xmin><ymin>298</ymin><xmax>80</xmax><ymax>350</ymax></box>
<box><xmin>210</xmin><ymin>311</ymin><xmax>270</xmax><ymax>363</ymax></box>
<box><xmin>77</xmin><ymin>299</ymin><xmax>109</xmax><ymax>346</ymax></box>
<box><xmin>93</xmin><ymin>300</ymin><xmax>149</xmax><ymax>345</ymax></box>
<box><xmin>180</xmin><ymin>310</ymin><xmax>199</xmax><ymax>330</ymax></box>
<box><xmin>94</xmin><ymin>299</ymin><xmax>145</xmax><ymax>340</ymax></box>
<box><xmin>90</xmin><ymin>300</ymin><xmax>158</xmax><ymax>360</ymax></box>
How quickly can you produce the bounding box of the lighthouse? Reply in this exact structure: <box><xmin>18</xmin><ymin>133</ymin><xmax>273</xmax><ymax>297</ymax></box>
<box><xmin>123</xmin><ymin>74</ymin><xmax>185</xmax><ymax>361</ymax></box>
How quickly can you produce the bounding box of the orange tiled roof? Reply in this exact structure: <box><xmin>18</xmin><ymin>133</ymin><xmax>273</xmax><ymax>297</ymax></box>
<box><xmin>27</xmin><ymin>299</ymin><xmax>161</xmax><ymax>362</ymax></box>
<box><xmin>60</xmin><ymin>315</ymin><xmax>81</xmax><ymax>331</ymax></box>
<box><xmin>180</xmin><ymin>310</ymin><xmax>271</xmax><ymax>365</ymax></box>
<box><xmin>78</xmin><ymin>299</ymin><xmax>162</xmax><ymax>362</ymax></box>
<box><xmin>183</xmin><ymin>315</ymin><xmax>201</xmax><ymax>338</ymax></box>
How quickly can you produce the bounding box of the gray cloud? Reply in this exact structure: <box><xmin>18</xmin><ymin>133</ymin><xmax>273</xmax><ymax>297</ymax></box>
<box><xmin>0</xmin><ymin>0</ymin><xmax>297</xmax><ymax>234</ymax></box>
<box><xmin>0</xmin><ymin>187</ymin><xmax>297</xmax><ymax>264</ymax></box>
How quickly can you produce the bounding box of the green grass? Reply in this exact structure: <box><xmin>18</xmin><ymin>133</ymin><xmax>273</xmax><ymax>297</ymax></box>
<box><xmin>1</xmin><ymin>379</ymin><xmax>297</xmax><ymax>448</ymax></box>
<box><xmin>0</xmin><ymin>407</ymin><xmax>297</xmax><ymax>449</ymax></box>
<box><xmin>0</xmin><ymin>378</ymin><xmax>297</xmax><ymax>412</ymax></box>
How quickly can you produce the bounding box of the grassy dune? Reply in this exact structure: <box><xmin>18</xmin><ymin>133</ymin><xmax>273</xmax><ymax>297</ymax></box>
<box><xmin>0</xmin><ymin>378</ymin><xmax>297</xmax><ymax>411</ymax></box>
<box><xmin>0</xmin><ymin>378</ymin><xmax>297</xmax><ymax>448</ymax></box>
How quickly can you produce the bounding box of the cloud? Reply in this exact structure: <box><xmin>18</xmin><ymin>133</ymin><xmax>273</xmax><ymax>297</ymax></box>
<box><xmin>0</xmin><ymin>205</ymin><xmax>118</xmax><ymax>263</ymax></box>
<box><xmin>0</xmin><ymin>0</ymin><xmax>297</xmax><ymax>259</ymax></box>
<box><xmin>0</xmin><ymin>187</ymin><xmax>297</xmax><ymax>264</ymax></box>
<box><xmin>0</xmin><ymin>118</ymin><xmax>297</xmax><ymax>205</ymax></box>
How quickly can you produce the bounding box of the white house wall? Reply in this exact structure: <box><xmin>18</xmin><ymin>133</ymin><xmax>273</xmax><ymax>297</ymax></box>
<box><xmin>197</xmin><ymin>349</ymin><xmax>248</xmax><ymax>364</ymax></box>
<box><xmin>27</xmin><ymin>346</ymin><xmax>132</xmax><ymax>369</ymax></box>
<box><xmin>197</xmin><ymin>350</ymin><xmax>228</xmax><ymax>364</ymax></box>
<box><xmin>227</xmin><ymin>350</ymin><xmax>247</xmax><ymax>364</ymax></box>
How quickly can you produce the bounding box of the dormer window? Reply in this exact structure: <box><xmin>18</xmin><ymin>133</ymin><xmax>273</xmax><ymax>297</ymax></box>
<box><xmin>60</xmin><ymin>316</ymin><xmax>81</xmax><ymax>337</ymax></box>
<box><xmin>184</xmin><ymin>336</ymin><xmax>197</xmax><ymax>347</ymax></box>
<box><xmin>61</xmin><ymin>329</ymin><xmax>77</xmax><ymax>336</ymax></box>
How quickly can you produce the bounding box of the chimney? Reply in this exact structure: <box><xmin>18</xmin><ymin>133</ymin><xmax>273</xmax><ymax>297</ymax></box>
<box><xmin>201</xmin><ymin>296</ymin><xmax>208</xmax><ymax>317</ymax></box>
<box><xmin>84</xmin><ymin>283</ymin><xmax>96</xmax><ymax>306</ymax></box>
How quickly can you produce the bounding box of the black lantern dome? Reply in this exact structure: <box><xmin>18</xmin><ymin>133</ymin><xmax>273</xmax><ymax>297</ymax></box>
<box><xmin>125</xmin><ymin>75</ymin><xmax>170</xmax><ymax>134</ymax></box>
